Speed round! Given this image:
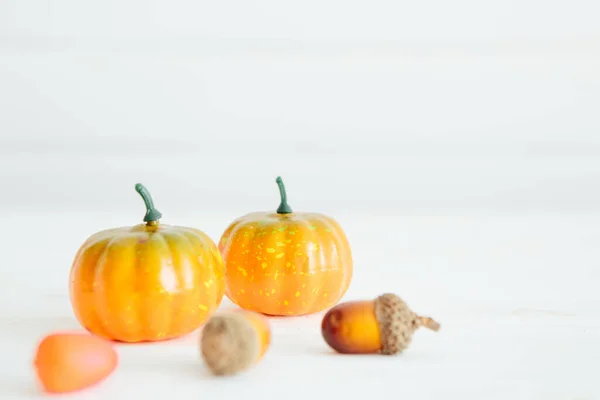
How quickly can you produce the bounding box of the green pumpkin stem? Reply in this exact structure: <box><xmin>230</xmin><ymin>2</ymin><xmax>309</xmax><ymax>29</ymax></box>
<box><xmin>135</xmin><ymin>183</ymin><xmax>163</xmax><ymax>225</ymax></box>
<box><xmin>275</xmin><ymin>176</ymin><xmax>293</xmax><ymax>214</ymax></box>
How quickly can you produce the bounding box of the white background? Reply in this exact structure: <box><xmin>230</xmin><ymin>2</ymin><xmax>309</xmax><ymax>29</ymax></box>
<box><xmin>1</xmin><ymin>1</ymin><xmax>600</xmax><ymax>399</ymax></box>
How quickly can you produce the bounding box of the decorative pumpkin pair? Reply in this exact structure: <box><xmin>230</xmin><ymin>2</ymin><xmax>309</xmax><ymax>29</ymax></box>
<box><xmin>69</xmin><ymin>177</ymin><xmax>353</xmax><ymax>343</ymax></box>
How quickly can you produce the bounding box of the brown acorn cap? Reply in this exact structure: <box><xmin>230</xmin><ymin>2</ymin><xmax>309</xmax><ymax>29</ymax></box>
<box><xmin>374</xmin><ymin>293</ymin><xmax>440</xmax><ymax>355</ymax></box>
<box><xmin>200</xmin><ymin>313</ymin><xmax>260</xmax><ymax>376</ymax></box>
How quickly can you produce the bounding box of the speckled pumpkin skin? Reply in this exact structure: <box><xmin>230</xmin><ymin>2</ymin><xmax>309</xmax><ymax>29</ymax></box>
<box><xmin>69</xmin><ymin>223</ymin><xmax>225</xmax><ymax>343</ymax></box>
<box><xmin>218</xmin><ymin>212</ymin><xmax>353</xmax><ymax>316</ymax></box>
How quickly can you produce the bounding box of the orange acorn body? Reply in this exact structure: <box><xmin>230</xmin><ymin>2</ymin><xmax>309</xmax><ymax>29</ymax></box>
<box><xmin>69</xmin><ymin>184</ymin><xmax>225</xmax><ymax>343</ymax></box>
<box><xmin>219</xmin><ymin>177</ymin><xmax>353</xmax><ymax>316</ymax></box>
<box><xmin>200</xmin><ymin>310</ymin><xmax>271</xmax><ymax>375</ymax></box>
<box><xmin>33</xmin><ymin>333</ymin><xmax>118</xmax><ymax>394</ymax></box>
<box><xmin>322</xmin><ymin>293</ymin><xmax>440</xmax><ymax>355</ymax></box>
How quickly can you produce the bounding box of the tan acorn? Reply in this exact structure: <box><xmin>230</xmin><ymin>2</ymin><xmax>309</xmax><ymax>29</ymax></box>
<box><xmin>200</xmin><ymin>310</ymin><xmax>271</xmax><ymax>376</ymax></box>
<box><xmin>321</xmin><ymin>293</ymin><xmax>440</xmax><ymax>355</ymax></box>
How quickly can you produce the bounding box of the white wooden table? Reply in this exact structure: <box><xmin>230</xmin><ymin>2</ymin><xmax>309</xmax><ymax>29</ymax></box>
<box><xmin>1</xmin><ymin>213</ymin><xmax>597</xmax><ymax>399</ymax></box>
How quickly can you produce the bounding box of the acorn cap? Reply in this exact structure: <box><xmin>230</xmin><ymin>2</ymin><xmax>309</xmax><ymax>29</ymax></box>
<box><xmin>200</xmin><ymin>313</ymin><xmax>260</xmax><ymax>376</ymax></box>
<box><xmin>374</xmin><ymin>293</ymin><xmax>440</xmax><ymax>355</ymax></box>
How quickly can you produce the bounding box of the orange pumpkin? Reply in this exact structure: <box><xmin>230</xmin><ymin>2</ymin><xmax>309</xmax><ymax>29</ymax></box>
<box><xmin>218</xmin><ymin>176</ymin><xmax>353</xmax><ymax>316</ymax></box>
<box><xmin>69</xmin><ymin>183</ymin><xmax>225</xmax><ymax>343</ymax></box>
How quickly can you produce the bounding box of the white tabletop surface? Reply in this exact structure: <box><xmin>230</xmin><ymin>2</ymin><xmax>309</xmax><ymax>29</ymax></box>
<box><xmin>1</xmin><ymin>212</ymin><xmax>598</xmax><ymax>400</ymax></box>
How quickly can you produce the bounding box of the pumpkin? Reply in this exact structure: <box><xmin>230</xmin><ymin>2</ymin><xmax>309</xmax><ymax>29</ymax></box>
<box><xmin>69</xmin><ymin>183</ymin><xmax>225</xmax><ymax>343</ymax></box>
<box><xmin>218</xmin><ymin>176</ymin><xmax>353</xmax><ymax>316</ymax></box>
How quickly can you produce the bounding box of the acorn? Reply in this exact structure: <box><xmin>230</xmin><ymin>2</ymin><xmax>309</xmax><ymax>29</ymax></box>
<box><xmin>200</xmin><ymin>311</ymin><xmax>271</xmax><ymax>376</ymax></box>
<box><xmin>321</xmin><ymin>293</ymin><xmax>440</xmax><ymax>355</ymax></box>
